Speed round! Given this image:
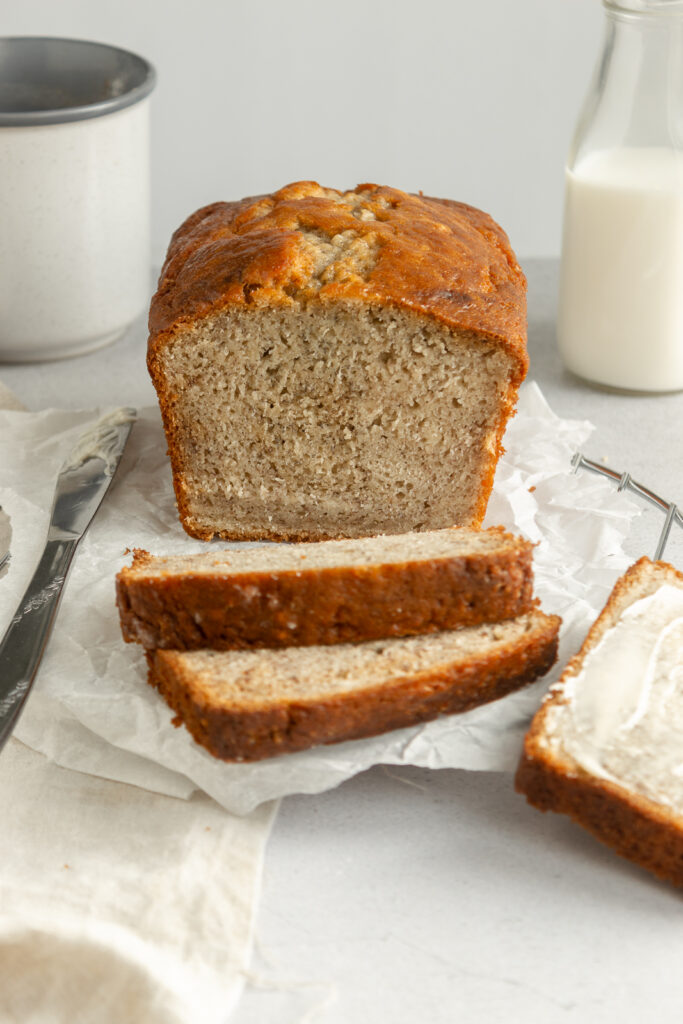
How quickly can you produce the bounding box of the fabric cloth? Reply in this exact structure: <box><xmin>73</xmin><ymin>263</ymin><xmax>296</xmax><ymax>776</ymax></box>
<box><xmin>0</xmin><ymin>740</ymin><xmax>275</xmax><ymax>1024</ymax></box>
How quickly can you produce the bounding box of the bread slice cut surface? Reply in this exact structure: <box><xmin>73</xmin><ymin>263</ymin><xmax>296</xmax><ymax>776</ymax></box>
<box><xmin>147</xmin><ymin>608</ymin><xmax>560</xmax><ymax>761</ymax></box>
<box><xmin>116</xmin><ymin>526</ymin><xmax>535</xmax><ymax>650</ymax></box>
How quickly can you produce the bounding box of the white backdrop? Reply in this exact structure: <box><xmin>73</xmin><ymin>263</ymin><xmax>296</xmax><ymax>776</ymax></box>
<box><xmin>4</xmin><ymin>0</ymin><xmax>603</xmax><ymax>260</ymax></box>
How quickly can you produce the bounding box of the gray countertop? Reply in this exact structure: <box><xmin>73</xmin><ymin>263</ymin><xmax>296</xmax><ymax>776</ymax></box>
<box><xmin>3</xmin><ymin>259</ymin><xmax>682</xmax><ymax>1023</ymax></box>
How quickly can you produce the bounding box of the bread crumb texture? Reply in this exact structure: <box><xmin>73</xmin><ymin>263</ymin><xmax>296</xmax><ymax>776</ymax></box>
<box><xmin>173</xmin><ymin>613</ymin><xmax>550</xmax><ymax>708</ymax></box>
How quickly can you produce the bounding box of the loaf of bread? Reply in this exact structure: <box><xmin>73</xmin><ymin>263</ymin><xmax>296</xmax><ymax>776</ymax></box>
<box><xmin>116</xmin><ymin>527</ymin><xmax>535</xmax><ymax>651</ymax></box>
<box><xmin>148</xmin><ymin>181</ymin><xmax>527</xmax><ymax>542</ymax></box>
<box><xmin>147</xmin><ymin>609</ymin><xmax>560</xmax><ymax>761</ymax></box>
<box><xmin>516</xmin><ymin>558</ymin><xmax>683</xmax><ymax>888</ymax></box>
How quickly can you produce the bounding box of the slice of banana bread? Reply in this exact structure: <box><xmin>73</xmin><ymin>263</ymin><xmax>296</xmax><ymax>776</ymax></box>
<box><xmin>147</xmin><ymin>608</ymin><xmax>560</xmax><ymax>762</ymax></box>
<box><xmin>148</xmin><ymin>181</ymin><xmax>528</xmax><ymax>541</ymax></box>
<box><xmin>516</xmin><ymin>558</ymin><xmax>683</xmax><ymax>888</ymax></box>
<box><xmin>117</xmin><ymin>526</ymin><xmax>535</xmax><ymax>651</ymax></box>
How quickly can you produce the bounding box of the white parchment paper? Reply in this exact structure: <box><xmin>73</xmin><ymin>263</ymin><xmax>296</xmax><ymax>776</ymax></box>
<box><xmin>0</xmin><ymin>383</ymin><xmax>640</xmax><ymax>815</ymax></box>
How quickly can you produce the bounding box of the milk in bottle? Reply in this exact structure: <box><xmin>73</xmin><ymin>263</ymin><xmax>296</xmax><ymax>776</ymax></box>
<box><xmin>557</xmin><ymin>0</ymin><xmax>683</xmax><ymax>392</ymax></box>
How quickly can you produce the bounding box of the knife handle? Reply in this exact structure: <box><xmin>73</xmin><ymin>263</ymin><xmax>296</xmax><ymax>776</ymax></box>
<box><xmin>0</xmin><ymin>536</ymin><xmax>78</xmax><ymax>751</ymax></box>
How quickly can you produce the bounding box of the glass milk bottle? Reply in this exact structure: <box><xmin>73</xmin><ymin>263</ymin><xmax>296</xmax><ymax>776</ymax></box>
<box><xmin>557</xmin><ymin>0</ymin><xmax>683</xmax><ymax>392</ymax></box>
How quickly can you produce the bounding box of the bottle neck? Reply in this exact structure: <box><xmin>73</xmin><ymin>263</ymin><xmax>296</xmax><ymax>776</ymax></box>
<box><xmin>604</xmin><ymin>0</ymin><xmax>683</xmax><ymax>14</ymax></box>
<box><xmin>569</xmin><ymin>4</ymin><xmax>683</xmax><ymax>164</ymax></box>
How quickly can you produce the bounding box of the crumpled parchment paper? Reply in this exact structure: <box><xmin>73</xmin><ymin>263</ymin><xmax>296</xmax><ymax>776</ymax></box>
<box><xmin>0</xmin><ymin>383</ymin><xmax>640</xmax><ymax>814</ymax></box>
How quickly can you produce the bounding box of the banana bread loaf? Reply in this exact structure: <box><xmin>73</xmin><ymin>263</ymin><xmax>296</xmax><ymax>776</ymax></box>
<box><xmin>148</xmin><ymin>181</ymin><xmax>528</xmax><ymax>541</ymax></box>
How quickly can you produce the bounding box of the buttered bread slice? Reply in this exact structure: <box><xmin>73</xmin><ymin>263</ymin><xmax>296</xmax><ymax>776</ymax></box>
<box><xmin>516</xmin><ymin>557</ymin><xmax>683</xmax><ymax>888</ymax></box>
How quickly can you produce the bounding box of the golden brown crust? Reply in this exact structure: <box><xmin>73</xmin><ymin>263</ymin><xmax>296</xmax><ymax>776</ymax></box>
<box><xmin>515</xmin><ymin>558</ymin><xmax>683</xmax><ymax>888</ymax></box>
<box><xmin>147</xmin><ymin>181</ymin><xmax>527</xmax><ymax>370</ymax></box>
<box><xmin>147</xmin><ymin>613</ymin><xmax>559</xmax><ymax>762</ymax></box>
<box><xmin>516</xmin><ymin>745</ymin><xmax>683</xmax><ymax>888</ymax></box>
<box><xmin>116</xmin><ymin>533</ymin><xmax>536</xmax><ymax>650</ymax></box>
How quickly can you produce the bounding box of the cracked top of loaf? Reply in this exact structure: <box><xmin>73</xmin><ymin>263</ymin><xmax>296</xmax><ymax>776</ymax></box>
<box><xmin>148</xmin><ymin>180</ymin><xmax>527</xmax><ymax>372</ymax></box>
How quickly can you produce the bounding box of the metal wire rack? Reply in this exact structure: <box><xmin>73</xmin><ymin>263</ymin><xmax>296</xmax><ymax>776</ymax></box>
<box><xmin>572</xmin><ymin>452</ymin><xmax>683</xmax><ymax>560</ymax></box>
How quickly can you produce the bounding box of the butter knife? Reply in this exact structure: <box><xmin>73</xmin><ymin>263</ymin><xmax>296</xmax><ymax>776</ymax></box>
<box><xmin>0</xmin><ymin>506</ymin><xmax>10</xmax><ymax>579</ymax></box>
<box><xmin>0</xmin><ymin>407</ymin><xmax>136</xmax><ymax>752</ymax></box>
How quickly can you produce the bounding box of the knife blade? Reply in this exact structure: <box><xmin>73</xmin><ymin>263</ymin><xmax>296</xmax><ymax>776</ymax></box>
<box><xmin>0</xmin><ymin>407</ymin><xmax>136</xmax><ymax>752</ymax></box>
<box><xmin>0</xmin><ymin>506</ymin><xmax>10</xmax><ymax>579</ymax></box>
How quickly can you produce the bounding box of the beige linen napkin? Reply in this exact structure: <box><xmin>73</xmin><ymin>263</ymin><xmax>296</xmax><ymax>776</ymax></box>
<box><xmin>0</xmin><ymin>740</ymin><xmax>275</xmax><ymax>1024</ymax></box>
<box><xmin>0</xmin><ymin>383</ymin><xmax>277</xmax><ymax>1024</ymax></box>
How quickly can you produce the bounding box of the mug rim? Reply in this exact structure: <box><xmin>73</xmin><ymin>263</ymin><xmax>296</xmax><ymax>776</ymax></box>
<box><xmin>0</xmin><ymin>36</ymin><xmax>156</xmax><ymax>126</ymax></box>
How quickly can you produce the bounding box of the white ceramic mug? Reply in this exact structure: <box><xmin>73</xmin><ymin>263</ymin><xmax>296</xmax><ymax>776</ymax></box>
<box><xmin>0</xmin><ymin>37</ymin><xmax>155</xmax><ymax>362</ymax></box>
